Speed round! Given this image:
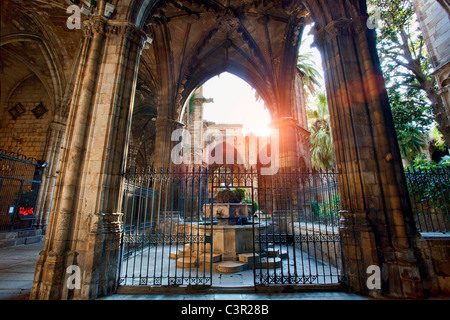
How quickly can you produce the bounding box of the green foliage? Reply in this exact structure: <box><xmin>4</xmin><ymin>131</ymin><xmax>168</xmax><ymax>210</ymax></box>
<box><xmin>407</xmin><ymin>155</ymin><xmax>450</xmax><ymax>171</ymax></box>
<box><xmin>308</xmin><ymin>93</ymin><xmax>335</xmax><ymax>170</ymax></box>
<box><xmin>311</xmin><ymin>194</ymin><xmax>340</xmax><ymax>225</ymax></box>
<box><xmin>188</xmin><ymin>93</ymin><xmax>196</xmax><ymax>114</ymax></box>
<box><xmin>216</xmin><ymin>187</ymin><xmax>259</xmax><ymax>212</ymax></box>
<box><xmin>297</xmin><ymin>51</ymin><xmax>322</xmax><ymax>100</ymax></box>
<box><xmin>405</xmin><ymin>158</ymin><xmax>450</xmax><ymax>225</ymax></box>
<box><xmin>216</xmin><ymin>187</ymin><xmax>245</xmax><ymax>203</ymax></box>
<box><xmin>14</xmin><ymin>189</ymin><xmax>37</xmax><ymax>208</ymax></box>
<box><xmin>430</xmin><ymin>126</ymin><xmax>447</xmax><ymax>151</ymax></box>
<box><xmin>367</xmin><ymin>0</ymin><xmax>449</xmax><ymax>163</ymax></box>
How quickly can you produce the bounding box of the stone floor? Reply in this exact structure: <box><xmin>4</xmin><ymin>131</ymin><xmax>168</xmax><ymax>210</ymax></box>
<box><xmin>0</xmin><ymin>240</ymin><xmax>366</xmax><ymax>301</ymax></box>
<box><xmin>119</xmin><ymin>243</ymin><xmax>342</xmax><ymax>287</ymax></box>
<box><xmin>0</xmin><ymin>241</ymin><xmax>448</xmax><ymax>303</ymax></box>
<box><xmin>0</xmin><ymin>241</ymin><xmax>43</xmax><ymax>300</ymax></box>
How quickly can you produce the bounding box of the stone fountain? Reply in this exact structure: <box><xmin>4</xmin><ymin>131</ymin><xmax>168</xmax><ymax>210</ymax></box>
<box><xmin>172</xmin><ymin>188</ymin><xmax>285</xmax><ymax>273</ymax></box>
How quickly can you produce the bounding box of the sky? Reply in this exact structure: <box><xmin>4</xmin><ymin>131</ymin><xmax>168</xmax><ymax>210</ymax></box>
<box><xmin>201</xmin><ymin>25</ymin><xmax>323</xmax><ymax>136</ymax></box>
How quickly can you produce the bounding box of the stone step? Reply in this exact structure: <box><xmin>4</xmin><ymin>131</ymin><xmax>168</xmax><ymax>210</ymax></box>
<box><xmin>266</xmin><ymin>248</ymin><xmax>279</xmax><ymax>257</ymax></box>
<box><xmin>196</xmin><ymin>253</ymin><xmax>222</xmax><ymax>263</ymax></box>
<box><xmin>176</xmin><ymin>256</ymin><xmax>197</xmax><ymax>268</ymax></box>
<box><xmin>24</xmin><ymin>235</ymin><xmax>42</xmax><ymax>245</ymax></box>
<box><xmin>18</xmin><ymin>229</ymin><xmax>42</xmax><ymax>238</ymax></box>
<box><xmin>256</xmin><ymin>257</ymin><xmax>282</xmax><ymax>269</ymax></box>
<box><xmin>238</xmin><ymin>253</ymin><xmax>260</xmax><ymax>264</ymax></box>
<box><xmin>178</xmin><ymin>249</ymin><xmax>192</xmax><ymax>256</ymax></box>
<box><xmin>214</xmin><ymin>261</ymin><xmax>248</xmax><ymax>273</ymax></box>
<box><xmin>0</xmin><ymin>234</ymin><xmax>44</xmax><ymax>248</ymax></box>
<box><xmin>0</xmin><ymin>232</ymin><xmax>16</xmax><ymax>240</ymax></box>
<box><xmin>0</xmin><ymin>238</ymin><xmax>17</xmax><ymax>248</ymax></box>
<box><xmin>170</xmin><ymin>251</ymin><xmax>178</xmax><ymax>259</ymax></box>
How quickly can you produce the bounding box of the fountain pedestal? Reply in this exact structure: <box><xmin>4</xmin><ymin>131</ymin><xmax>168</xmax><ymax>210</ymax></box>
<box><xmin>203</xmin><ymin>203</ymin><xmax>249</xmax><ymax>225</ymax></box>
<box><xmin>183</xmin><ymin>203</ymin><xmax>266</xmax><ymax>261</ymax></box>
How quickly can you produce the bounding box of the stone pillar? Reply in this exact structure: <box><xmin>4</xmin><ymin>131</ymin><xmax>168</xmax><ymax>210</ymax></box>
<box><xmin>153</xmin><ymin>117</ymin><xmax>184</xmax><ymax>170</ymax></box>
<box><xmin>189</xmin><ymin>87</ymin><xmax>213</xmax><ymax>166</ymax></box>
<box><xmin>30</xmin><ymin>16</ymin><xmax>148</xmax><ymax>300</ymax></box>
<box><xmin>33</xmin><ymin>119</ymin><xmax>66</xmax><ymax>234</ymax></box>
<box><xmin>270</xmin><ymin>117</ymin><xmax>300</xmax><ymax>170</ymax></box>
<box><xmin>314</xmin><ymin>17</ymin><xmax>426</xmax><ymax>298</ymax></box>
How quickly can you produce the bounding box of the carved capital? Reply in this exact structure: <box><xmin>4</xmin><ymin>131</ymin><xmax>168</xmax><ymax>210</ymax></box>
<box><xmin>83</xmin><ymin>17</ymin><xmax>151</xmax><ymax>49</ymax></box>
<box><xmin>313</xmin><ymin>17</ymin><xmax>370</xmax><ymax>47</ymax></box>
<box><xmin>106</xmin><ymin>22</ymin><xmax>151</xmax><ymax>49</ymax></box>
<box><xmin>82</xmin><ymin>16</ymin><xmax>108</xmax><ymax>38</ymax></box>
<box><xmin>93</xmin><ymin>212</ymin><xmax>123</xmax><ymax>234</ymax></box>
<box><xmin>216</xmin><ymin>11</ymin><xmax>240</xmax><ymax>34</ymax></box>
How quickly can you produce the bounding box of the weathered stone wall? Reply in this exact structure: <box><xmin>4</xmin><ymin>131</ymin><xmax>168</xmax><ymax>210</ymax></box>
<box><xmin>422</xmin><ymin>235</ymin><xmax>450</xmax><ymax>295</ymax></box>
<box><xmin>290</xmin><ymin>222</ymin><xmax>341</xmax><ymax>268</ymax></box>
<box><xmin>0</xmin><ymin>75</ymin><xmax>53</xmax><ymax>160</ymax></box>
<box><xmin>412</xmin><ymin>0</ymin><xmax>450</xmax><ymax>122</ymax></box>
<box><xmin>412</xmin><ymin>0</ymin><xmax>450</xmax><ymax>68</ymax></box>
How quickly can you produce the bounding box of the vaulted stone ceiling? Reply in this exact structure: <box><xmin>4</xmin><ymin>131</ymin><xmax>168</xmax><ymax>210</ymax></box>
<box><xmin>0</xmin><ymin>0</ymin><xmax>84</xmax><ymax>120</ymax></box>
<box><xmin>130</xmin><ymin>0</ymin><xmax>311</xmax><ymax>168</ymax></box>
<box><xmin>138</xmin><ymin>0</ymin><xmax>310</xmax><ymax>120</ymax></box>
<box><xmin>1</xmin><ymin>0</ymin><xmax>311</xmax><ymax>167</ymax></box>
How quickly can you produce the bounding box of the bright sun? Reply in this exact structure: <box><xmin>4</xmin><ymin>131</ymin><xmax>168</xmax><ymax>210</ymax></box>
<box><xmin>202</xmin><ymin>73</ymin><xmax>272</xmax><ymax>136</ymax></box>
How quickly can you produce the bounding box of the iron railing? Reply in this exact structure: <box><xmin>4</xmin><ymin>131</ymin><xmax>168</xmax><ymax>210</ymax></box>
<box><xmin>118</xmin><ymin>166</ymin><xmax>344</xmax><ymax>288</ymax></box>
<box><xmin>405</xmin><ymin>166</ymin><xmax>450</xmax><ymax>233</ymax></box>
<box><xmin>0</xmin><ymin>150</ymin><xmax>46</xmax><ymax>232</ymax></box>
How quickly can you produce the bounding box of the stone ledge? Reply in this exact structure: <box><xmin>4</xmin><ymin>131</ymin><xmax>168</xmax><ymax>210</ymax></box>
<box><xmin>0</xmin><ymin>230</ymin><xmax>44</xmax><ymax>248</ymax></box>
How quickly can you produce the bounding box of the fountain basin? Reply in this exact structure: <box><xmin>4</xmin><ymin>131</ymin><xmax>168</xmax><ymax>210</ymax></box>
<box><xmin>190</xmin><ymin>221</ymin><xmax>269</xmax><ymax>261</ymax></box>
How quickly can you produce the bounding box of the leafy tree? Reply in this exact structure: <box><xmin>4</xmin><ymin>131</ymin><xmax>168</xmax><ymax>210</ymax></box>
<box><xmin>368</xmin><ymin>0</ymin><xmax>450</xmax><ymax>152</ymax></box>
<box><xmin>387</xmin><ymin>87</ymin><xmax>433</xmax><ymax>163</ymax></box>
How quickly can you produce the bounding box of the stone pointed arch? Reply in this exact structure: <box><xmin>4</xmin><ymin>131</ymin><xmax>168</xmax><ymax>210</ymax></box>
<box><xmin>178</xmin><ymin>65</ymin><xmax>276</xmax><ymax>122</ymax></box>
<box><xmin>0</xmin><ymin>33</ymin><xmax>64</xmax><ymax>113</ymax></box>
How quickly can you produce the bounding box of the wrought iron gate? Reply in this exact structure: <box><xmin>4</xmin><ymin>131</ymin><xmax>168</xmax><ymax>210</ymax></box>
<box><xmin>118</xmin><ymin>167</ymin><xmax>213</xmax><ymax>287</ymax></box>
<box><xmin>0</xmin><ymin>150</ymin><xmax>46</xmax><ymax>232</ymax></box>
<box><xmin>118</xmin><ymin>166</ymin><xmax>344</xmax><ymax>289</ymax></box>
<box><xmin>253</xmin><ymin>169</ymin><xmax>343</xmax><ymax>285</ymax></box>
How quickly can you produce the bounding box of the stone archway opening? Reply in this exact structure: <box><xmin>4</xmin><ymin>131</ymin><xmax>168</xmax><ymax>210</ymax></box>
<box><xmin>118</xmin><ymin>67</ymin><xmax>345</xmax><ymax>290</ymax></box>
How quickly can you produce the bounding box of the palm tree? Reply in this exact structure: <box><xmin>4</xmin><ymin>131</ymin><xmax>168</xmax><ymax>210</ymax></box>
<box><xmin>397</xmin><ymin>123</ymin><xmax>428</xmax><ymax>164</ymax></box>
<box><xmin>297</xmin><ymin>51</ymin><xmax>323</xmax><ymax>101</ymax></box>
<box><xmin>308</xmin><ymin>93</ymin><xmax>335</xmax><ymax>170</ymax></box>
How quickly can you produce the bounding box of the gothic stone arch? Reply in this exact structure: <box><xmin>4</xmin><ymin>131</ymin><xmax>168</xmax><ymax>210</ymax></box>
<box><xmin>29</xmin><ymin>0</ymin><xmax>433</xmax><ymax>300</ymax></box>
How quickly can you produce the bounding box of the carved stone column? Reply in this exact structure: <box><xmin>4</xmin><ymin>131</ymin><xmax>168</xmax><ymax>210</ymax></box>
<box><xmin>434</xmin><ymin>62</ymin><xmax>450</xmax><ymax>120</ymax></box>
<box><xmin>270</xmin><ymin>117</ymin><xmax>302</xmax><ymax>170</ymax></box>
<box><xmin>33</xmin><ymin>119</ymin><xmax>66</xmax><ymax>234</ymax></box>
<box><xmin>314</xmin><ymin>17</ymin><xmax>426</xmax><ymax>298</ymax></box>
<box><xmin>153</xmin><ymin>117</ymin><xmax>184</xmax><ymax>170</ymax></box>
<box><xmin>30</xmin><ymin>16</ymin><xmax>149</xmax><ymax>300</ymax></box>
